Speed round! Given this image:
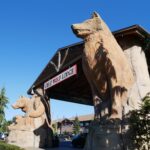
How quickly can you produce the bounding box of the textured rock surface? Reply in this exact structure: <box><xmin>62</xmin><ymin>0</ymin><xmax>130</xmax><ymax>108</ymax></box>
<box><xmin>84</xmin><ymin>120</ymin><xmax>136</xmax><ymax>150</ymax></box>
<box><xmin>7</xmin><ymin>127</ymin><xmax>52</xmax><ymax>148</ymax></box>
<box><xmin>124</xmin><ymin>45</ymin><xmax>150</xmax><ymax>113</ymax></box>
<box><xmin>84</xmin><ymin>121</ymin><xmax>123</xmax><ymax>150</ymax></box>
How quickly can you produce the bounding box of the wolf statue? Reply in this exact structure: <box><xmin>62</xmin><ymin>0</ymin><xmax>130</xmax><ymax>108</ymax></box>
<box><xmin>72</xmin><ymin>12</ymin><xmax>137</xmax><ymax>150</ymax></box>
<box><xmin>72</xmin><ymin>12</ymin><xmax>134</xmax><ymax>120</ymax></box>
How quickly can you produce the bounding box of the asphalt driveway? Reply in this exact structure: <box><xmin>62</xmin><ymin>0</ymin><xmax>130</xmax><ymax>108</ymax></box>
<box><xmin>26</xmin><ymin>141</ymin><xmax>82</xmax><ymax>150</ymax></box>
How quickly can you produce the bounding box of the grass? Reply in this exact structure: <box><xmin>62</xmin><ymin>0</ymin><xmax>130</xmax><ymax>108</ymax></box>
<box><xmin>0</xmin><ymin>141</ymin><xmax>24</xmax><ymax>150</ymax></box>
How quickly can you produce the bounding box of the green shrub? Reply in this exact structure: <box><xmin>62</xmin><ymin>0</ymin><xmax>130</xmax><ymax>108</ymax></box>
<box><xmin>0</xmin><ymin>141</ymin><xmax>23</xmax><ymax>150</ymax></box>
<box><xmin>129</xmin><ymin>93</ymin><xmax>150</xmax><ymax>150</ymax></box>
<box><xmin>73</xmin><ymin>116</ymin><xmax>80</xmax><ymax>135</ymax></box>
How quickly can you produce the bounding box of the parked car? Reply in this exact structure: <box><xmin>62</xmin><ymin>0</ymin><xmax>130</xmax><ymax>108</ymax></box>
<box><xmin>0</xmin><ymin>132</ymin><xmax>8</xmax><ymax>140</ymax></box>
<box><xmin>52</xmin><ymin>134</ymin><xmax>59</xmax><ymax>147</ymax></box>
<box><xmin>72</xmin><ymin>133</ymin><xmax>87</xmax><ymax>148</ymax></box>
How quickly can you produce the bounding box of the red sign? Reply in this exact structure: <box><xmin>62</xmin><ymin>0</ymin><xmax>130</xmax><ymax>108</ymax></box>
<box><xmin>44</xmin><ymin>65</ymin><xmax>77</xmax><ymax>90</ymax></box>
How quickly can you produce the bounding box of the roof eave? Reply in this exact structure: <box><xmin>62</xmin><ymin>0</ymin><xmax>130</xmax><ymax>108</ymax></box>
<box><xmin>28</xmin><ymin>25</ymin><xmax>150</xmax><ymax>95</ymax></box>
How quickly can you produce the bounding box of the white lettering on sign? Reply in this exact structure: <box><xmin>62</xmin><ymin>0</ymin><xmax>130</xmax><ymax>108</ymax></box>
<box><xmin>44</xmin><ymin>64</ymin><xmax>77</xmax><ymax>90</ymax></box>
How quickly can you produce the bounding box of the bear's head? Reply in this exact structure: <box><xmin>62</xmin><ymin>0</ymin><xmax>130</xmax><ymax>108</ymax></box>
<box><xmin>12</xmin><ymin>96</ymin><xmax>29</xmax><ymax>112</ymax></box>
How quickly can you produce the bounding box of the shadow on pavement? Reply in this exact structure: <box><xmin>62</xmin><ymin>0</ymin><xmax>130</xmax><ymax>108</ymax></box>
<box><xmin>26</xmin><ymin>141</ymin><xmax>82</xmax><ymax>150</ymax></box>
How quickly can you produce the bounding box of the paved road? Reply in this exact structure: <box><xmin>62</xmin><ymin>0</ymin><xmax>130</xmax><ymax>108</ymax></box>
<box><xmin>26</xmin><ymin>141</ymin><xmax>82</xmax><ymax>150</ymax></box>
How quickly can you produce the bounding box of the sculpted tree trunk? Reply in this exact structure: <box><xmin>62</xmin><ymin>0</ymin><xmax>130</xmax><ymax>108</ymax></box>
<box><xmin>28</xmin><ymin>95</ymin><xmax>45</xmax><ymax>118</ymax></box>
<box><xmin>29</xmin><ymin>88</ymin><xmax>52</xmax><ymax>129</ymax></box>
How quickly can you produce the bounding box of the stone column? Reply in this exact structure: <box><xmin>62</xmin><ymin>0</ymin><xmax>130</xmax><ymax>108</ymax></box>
<box><xmin>84</xmin><ymin>120</ymin><xmax>124</xmax><ymax>150</ymax></box>
<box><xmin>123</xmin><ymin>46</ymin><xmax>150</xmax><ymax>113</ymax></box>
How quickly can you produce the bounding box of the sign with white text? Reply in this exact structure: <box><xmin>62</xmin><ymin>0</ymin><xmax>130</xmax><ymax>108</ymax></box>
<box><xmin>44</xmin><ymin>65</ymin><xmax>77</xmax><ymax>90</ymax></box>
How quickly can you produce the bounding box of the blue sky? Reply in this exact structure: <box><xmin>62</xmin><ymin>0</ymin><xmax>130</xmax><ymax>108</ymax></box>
<box><xmin>0</xmin><ymin>0</ymin><xmax>150</xmax><ymax>121</ymax></box>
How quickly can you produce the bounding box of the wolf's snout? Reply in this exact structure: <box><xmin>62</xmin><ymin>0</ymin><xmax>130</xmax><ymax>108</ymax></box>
<box><xmin>71</xmin><ymin>24</ymin><xmax>74</xmax><ymax>29</ymax></box>
<box><xmin>71</xmin><ymin>24</ymin><xmax>80</xmax><ymax>30</ymax></box>
<box><xmin>71</xmin><ymin>24</ymin><xmax>78</xmax><ymax>35</ymax></box>
<box><xmin>71</xmin><ymin>24</ymin><xmax>76</xmax><ymax>30</ymax></box>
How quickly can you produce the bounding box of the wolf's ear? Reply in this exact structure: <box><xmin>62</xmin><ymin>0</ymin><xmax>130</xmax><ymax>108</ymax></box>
<box><xmin>92</xmin><ymin>12</ymin><xmax>100</xmax><ymax>18</ymax></box>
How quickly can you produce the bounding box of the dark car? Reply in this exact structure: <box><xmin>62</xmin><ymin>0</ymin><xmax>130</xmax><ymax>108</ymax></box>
<box><xmin>52</xmin><ymin>134</ymin><xmax>59</xmax><ymax>147</ymax></box>
<box><xmin>72</xmin><ymin>133</ymin><xmax>87</xmax><ymax>148</ymax></box>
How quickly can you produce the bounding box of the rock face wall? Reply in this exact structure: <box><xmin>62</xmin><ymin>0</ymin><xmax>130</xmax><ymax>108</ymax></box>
<box><xmin>84</xmin><ymin>121</ymin><xmax>123</xmax><ymax>150</ymax></box>
<box><xmin>123</xmin><ymin>45</ymin><xmax>150</xmax><ymax>114</ymax></box>
<box><xmin>7</xmin><ymin>128</ymin><xmax>52</xmax><ymax>148</ymax></box>
<box><xmin>7</xmin><ymin>94</ymin><xmax>53</xmax><ymax>149</ymax></box>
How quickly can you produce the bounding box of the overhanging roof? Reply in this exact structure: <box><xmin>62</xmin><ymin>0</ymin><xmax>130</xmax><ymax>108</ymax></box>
<box><xmin>28</xmin><ymin>25</ymin><xmax>150</xmax><ymax>105</ymax></box>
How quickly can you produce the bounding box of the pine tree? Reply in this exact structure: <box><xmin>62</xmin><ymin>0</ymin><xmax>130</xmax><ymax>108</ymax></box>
<box><xmin>52</xmin><ymin>123</ymin><xmax>58</xmax><ymax>134</ymax></box>
<box><xmin>0</xmin><ymin>87</ymin><xmax>9</xmax><ymax>127</ymax></box>
<box><xmin>73</xmin><ymin>116</ymin><xmax>80</xmax><ymax>135</ymax></box>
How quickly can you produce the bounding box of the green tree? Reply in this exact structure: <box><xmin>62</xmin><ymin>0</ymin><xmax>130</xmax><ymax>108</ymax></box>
<box><xmin>129</xmin><ymin>93</ymin><xmax>150</xmax><ymax>150</ymax></box>
<box><xmin>0</xmin><ymin>119</ymin><xmax>13</xmax><ymax>132</ymax></box>
<box><xmin>0</xmin><ymin>87</ymin><xmax>9</xmax><ymax>128</ymax></box>
<box><xmin>73</xmin><ymin>116</ymin><xmax>80</xmax><ymax>135</ymax></box>
<box><xmin>0</xmin><ymin>119</ymin><xmax>6</xmax><ymax>132</ymax></box>
<box><xmin>52</xmin><ymin>123</ymin><xmax>58</xmax><ymax>134</ymax></box>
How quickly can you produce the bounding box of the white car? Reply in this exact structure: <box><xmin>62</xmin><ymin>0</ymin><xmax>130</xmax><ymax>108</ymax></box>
<box><xmin>0</xmin><ymin>132</ymin><xmax>7</xmax><ymax>140</ymax></box>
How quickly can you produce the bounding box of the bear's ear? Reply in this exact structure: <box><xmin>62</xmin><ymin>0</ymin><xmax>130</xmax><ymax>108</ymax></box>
<box><xmin>92</xmin><ymin>12</ymin><xmax>100</xmax><ymax>18</ymax></box>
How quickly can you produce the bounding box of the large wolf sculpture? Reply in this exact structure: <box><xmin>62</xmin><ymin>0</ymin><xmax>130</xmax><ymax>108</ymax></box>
<box><xmin>72</xmin><ymin>12</ymin><xmax>134</xmax><ymax>119</ymax></box>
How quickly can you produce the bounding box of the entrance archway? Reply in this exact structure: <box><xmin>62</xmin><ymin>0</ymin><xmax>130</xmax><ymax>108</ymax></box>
<box><xmin>28</xmin><ymin>25</ymin><xmax>150</xmax><ymax>106</ymax></box>
<box><xmin>27</xmin><ymin>25</ymin><xmax>150</xmax><ymax>149</ymax></box>
<box><xmin>28</xmin><ymin>41</ymin><xmax>93</xmax><ymax>106</ymax></box>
